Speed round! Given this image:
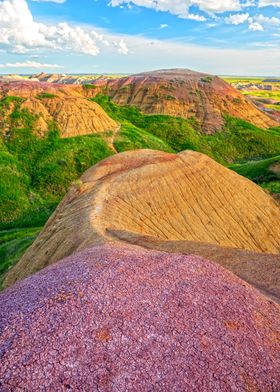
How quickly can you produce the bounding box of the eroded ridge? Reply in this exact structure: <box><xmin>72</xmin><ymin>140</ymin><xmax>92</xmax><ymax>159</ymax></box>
<box><xmin>4</xmin><ymin>149</ymin><xmax>280</xmax><ymax>287</ymax></box>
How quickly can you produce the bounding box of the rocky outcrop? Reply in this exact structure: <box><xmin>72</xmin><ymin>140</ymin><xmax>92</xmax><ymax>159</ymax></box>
<box><xmin>4</xmin><ymin>149</ymin><xmax>280</xmax><ymax>288</ymax></box>
<box><xmin>21</xmin><ymin>97</ymin><xmax>117</xmax><ymax>138</ymax></box>
<box><xmin>1</xmin><ymin>244</ymin><xmax>279</xmax><ymax>391</ymax></box>
<box><xmin>90</xmin><ymin>69</ymin><xmax>278</xmax><ymax>133</ymax></box>
<box><xmin>0</xmin><ymin>81</ymin><xmax>117</xmax><ymax>138</ymax></box>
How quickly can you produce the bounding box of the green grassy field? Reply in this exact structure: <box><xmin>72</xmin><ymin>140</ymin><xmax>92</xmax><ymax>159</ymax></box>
<box><xmin>243</xmin><ymin>90</ymin><xmax>280</xmax><ymax>100</ymax></box>
<box><xmin>230</xmin><ymin>155</ymin><xmax>280</xmax><ymax>193</ymax></box>
<box><xmin>0</xmin><ymin>227</ymin><xmax>41</xmax><ymax>285</ymax></box>
<box><xmin>92</xmin><ymin>94</ymin><xmax>280</xmax><ymax>162</ymax></box>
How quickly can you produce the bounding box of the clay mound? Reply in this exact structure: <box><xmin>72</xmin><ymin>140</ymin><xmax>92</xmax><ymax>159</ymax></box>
<box><xmin>1</xmin><ymin>244</ymin><xmax>279</xmax><ymax>391</ymax></box>
<box><xmin>110</xmin><ymin>229</ymin><xmax>280</xmax><ymax>304</ymax></box>
<box><xmin>0</xmin><ymin>81</ymin><xmax>117</xmax><ymax>138</ymax></box>
<box><xmin>90</xmin><ymin>68</ymin><xmax>277</xmax><ymax>133</ymax></box>
<box><xmin>5</xmin><ymin>149</ymin><xmax>280</xmax><ymax>287</ymax></box>
<box><xmin>21</xmin><ymin>97</ymin><xmax>117</xmax><ymax>138</ymax></box>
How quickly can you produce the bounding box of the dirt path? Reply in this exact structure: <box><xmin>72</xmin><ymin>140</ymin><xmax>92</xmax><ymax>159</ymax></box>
<box><xmin>106</xmin><ymin>123</ymin><xmax>121</xmax><ymax>153</ymax></box>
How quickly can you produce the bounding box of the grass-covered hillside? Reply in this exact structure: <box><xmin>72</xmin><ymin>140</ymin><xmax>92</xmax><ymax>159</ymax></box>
<box><xmin>0</xmin><ymin>93</ymin><xmax>280</xmax><ymax>282</ymax></box>
<box><xmin>230</xmin><ymin>155</ymin><xmax>280</xmax><ymax>193</ymax></box>
<box><xmin>92</xmin><ymin>94</ymin><xmax>280</xmax><ymax>164</ymax></box>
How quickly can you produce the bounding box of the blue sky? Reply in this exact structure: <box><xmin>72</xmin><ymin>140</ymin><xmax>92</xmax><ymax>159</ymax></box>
<box><xmin>0</xmin><ymin>0</ymin><xmax>279</xmax><ymax>75</ymax></box>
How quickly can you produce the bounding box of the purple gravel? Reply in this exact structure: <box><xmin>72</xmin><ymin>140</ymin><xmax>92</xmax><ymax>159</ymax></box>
<box><xmin>0</xmin><ymin>243</ymin><xmax>280</xmax><ymax>391</ymax></box>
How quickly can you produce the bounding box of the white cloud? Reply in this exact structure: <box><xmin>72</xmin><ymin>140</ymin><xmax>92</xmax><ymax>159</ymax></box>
<box><xmin>259</xmin><ymin>0</ymin><xmax>280</xmax><ymax>6</ymax></box>
<box><xmin>0</xmin><ymin>0</ymin><xmax>129</xmax><ymax>56</ymax></box>
<box><xmin>109</xmin><ymin>0</ymin><xmax>243</xmax><ymax>19</ymax></box>
<box><xmin>31</xmin><ymin>0</ymin><xmax>66</xmax><ymax>3</ymax></box>
<box><xmin>160</xmin><ymin>24</ymin><xmax>168</xmax><ymax>29</ymax></box>
<box><xmin>194</xmin><ymin>0</ymin><xmax>241</xmax><ymax>13</ymax></box>
<box><xmin>248</xmin><ymin>20</ymin><xmax>264</xmax><ymax>30</ymax></box>
<box><xmin>114</xmin><ymin>39</ymin><xmax>129</xmax><ymax>54</ymax></box>
<box><xmin>225</xmin><ymin>11</ymin><xmax>280</xmax><ymax>30</ymax></box>
<box><xmin>104</xmin><ymin>33</ymin><xmax>280</xmax><ymax>76</ymax></box>
<box><xmin>0</xmin><ymin>60</ymin><xmax>63</xmax><ymax>68</ymax></box>
<box><xmin>226</xmin><ymin>13</ymin><xmax>249</xmax><ymax>24</ymax></box>
<box><xmin>254</xmin><ymin>14</ymin><xmax>280</xmax><ymax>25</ymax></box>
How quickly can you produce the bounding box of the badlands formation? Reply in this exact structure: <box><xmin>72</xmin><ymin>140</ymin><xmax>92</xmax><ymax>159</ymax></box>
<box><xmin>0</xmin><ymin>81</ymin><xmax>117</xmax><ymax>138</ymax></box>
<box><xmin>1</xmin><ymin>68</ymin><xmax>278</xmax><ymax>136</ymax></box>
<box><xmin>1</xmin><ymin>149</ymin><xmax>280</xmax><ymax>390</ymax></box>
<box><xmin>90</xmin><ymin>69</ymin><xmax>278</xmax><ymax>133</ymax></box>
<box><xmin>1</xmin><ymin>71</ymin><xmax>280</xmax><ymax>390</ymax></box>
<box><xmin>4</xmin><ymin>150</ymin><xmax>280</xmax><ymax>288</ymax></box>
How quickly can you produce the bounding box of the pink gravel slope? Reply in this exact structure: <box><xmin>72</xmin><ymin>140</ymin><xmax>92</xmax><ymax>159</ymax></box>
<box><xmin>0</xmin><ymin>244</ymin><xmax>280</xmax><ymax>392</ymax></box>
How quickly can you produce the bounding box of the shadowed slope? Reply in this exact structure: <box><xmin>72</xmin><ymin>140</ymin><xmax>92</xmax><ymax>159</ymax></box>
<box><xmin>0</xmin><ymin>244</ymin><xmax>279</xmax><ymax>391</ymax></box>
<box><xmin>109</xmin><ymin>229</ymin><xmax>280</xmax><ymax>304</ymax></box>
<box><xmin>4</xmin><ymin>149</ymin><xmax>280</xmax><ymax>287</ymax></box>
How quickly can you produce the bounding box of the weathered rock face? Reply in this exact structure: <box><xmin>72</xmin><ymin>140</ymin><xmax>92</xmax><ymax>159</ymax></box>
<box><xmin>0</xmin><ymin>81</ymin><xmax>117</xmax><ymax>138</ymax></box>
<box><xmin>5</xmin><ymin>149</ymin><xmax>280</xmax><ymax>287</ymax></box>
<box><xmin>110</xmin><ymin>230</ymin><xmax>280</xmax><ymax>304</ymax></box>
<box><xmin>21</xmin><ymin>97</ymin><xmax>117</xmax><ymax>138</ymax></box>
<box><xmin>90</xmin><ymin>69</ymin><xmax>278</xmax><ymax>133</ymax></box>
<box><xmin>1</xmin><ymin>244</ymin><xmax>279</xmax><ymax>391</ymax></box>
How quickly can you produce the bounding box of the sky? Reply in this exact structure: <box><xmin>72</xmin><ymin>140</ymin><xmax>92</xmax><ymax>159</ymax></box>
<box><xmin>0</xmin><ymin>0</ymin><xmax>279</xmax><ymax>75</ymax></box>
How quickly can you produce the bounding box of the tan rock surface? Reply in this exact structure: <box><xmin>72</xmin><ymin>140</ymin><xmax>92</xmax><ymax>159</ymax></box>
<box><xmin>21</xmin><ymin>97</ymin><xmax>117</xmax><ymax>137</ymax></box>
<box><xmin>4</xmin><ymin>149</ymin><xmax>280</xmax><ymax>287</ymax></box>
<box><xmin>0</xmin><ymin>81</ymin><xmax>117</xmax><ymax>138</ymax></box>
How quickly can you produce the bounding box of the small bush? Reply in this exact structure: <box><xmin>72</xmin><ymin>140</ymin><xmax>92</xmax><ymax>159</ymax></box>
<box><xmin>200</xmin><ymin>76</ymin><xmax>213</xmax><ymax>83</ymax></box>
<box><xmin>83</xmin><ymin>84</ymin><xmax>96</xmax><ymax>90</ymax></box>
<box><xmin>36</xmin><ymin>92</ymin><xmax>57</xmax><ymax>99</ymax></box>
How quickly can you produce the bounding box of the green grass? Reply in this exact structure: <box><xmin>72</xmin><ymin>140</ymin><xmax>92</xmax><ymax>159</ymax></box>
<box><xmin>114</xmin><ymin>122</ymin><xmax>173</xmax><ymax>153</ymax></box>
<box><xmin>0</xmin><ymin>99</ymin><xmax>113</xmax><ymax>229</ymax></box>
<box><xmin>83</xmin><ymin>84</ymin><xmax>96</xmax><ymax>90</ymax></box>
<box><xmin>36</xmin><ymin>92</ymin><xmax>57</xmax><ymax>99</ymax></box>
<box><xmin>243</xmin><ymin>90</ymin><xmax>280</xmax><ymax>100</ymax></box>
<box><xmin>92</xmin><ymin>94</ymin><xmax>280</xmax><ymax>164</ymax></box>
<box><xmin>0</xmin><ymin>96</ymin><xmax>25</xmax><ymax>108</ymax></box>
<box><xmin>267</xmin><ymin>104</ymin><xmax>280</xmax><ymax>111</ymax></box>
<box><xmin>0</xmin><ymin>227</ymin><xmax>41</xmax><ymax>284</ymax></box>
<box><xmin>202</xmin><ymin>118</ymin><xmax>280</xmax><ymax>163</ymax></box>
<box><xmin>0</xmin><ymin>131</ymin><xmax>113</xmax><ymax>228</ymax></box>
<box><xmin>230</xmin><ymin>155</ymin><xmax>280</xmax><ymax>192</ymax></box>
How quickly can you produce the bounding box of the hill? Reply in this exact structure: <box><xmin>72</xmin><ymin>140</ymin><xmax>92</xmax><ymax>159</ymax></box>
<box><xmin>1</xmin><ymin>77</ymin><xmax>280</xmax><ymax>280</ymax></box>
<box><xmin>1</xmin><ymin>243</ymin><xmax>280</xmax><ymax>391</ymax></box>
<box><xmin>4</xmin><ymin>149</ymin><xmax>280</xmax><ymax>288</ymax></box>
<box><xmin>1</xmin><ymin>87</ymin><xmax>280</xmax><ymax>231</ymax></box>
<box><xmin>89</xmin><ymin>69</ymin><xmax>278</xmax><ymax>133</ymax></box>
<box><xmin>230</xmin><ymin>155</ymin><xmax>280</xmax><ymax>194</ymax></box>
<box><xmin>0</xmin><ymin>82</ymin><xmax>117</xmax><ymax>138</ymax></box>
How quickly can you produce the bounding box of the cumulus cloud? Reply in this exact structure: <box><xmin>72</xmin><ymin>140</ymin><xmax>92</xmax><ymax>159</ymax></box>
<box><xmin>254</xmin><ymin>14</ymin><xmax>280</xmax><ymax>25</ymax></box>
<box><xmin>226</xmin><ymin>13</ymin><xmax>249</xmax><ymax>24</ymax></box>
<box><xmin>248</xmin><ymin>20</ymin><xmax>264</xmax><ymax>30</ymax></box>
<box><xmin>225</xmin><ymin>11</ymin><xmax>279</xmax><ymax>30</ymax></box>
<box><xmin>109</xmin><ymin>0</ymin><xmax>243</xmax><ymax>20</ymax></box>
<box><xmin>259</xmin><ymin>0</ymin><xmax>280</xmax><ymax>6</ymax></box>
<box><xmin>0</xmin><ymin>60</ymin><xmax>63</xmax><ymax>68</ymax></box>
<box><xmin>0</xmin><ymin>0</ymin><xmax>129</xmax><ymax>56</ymax></box>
